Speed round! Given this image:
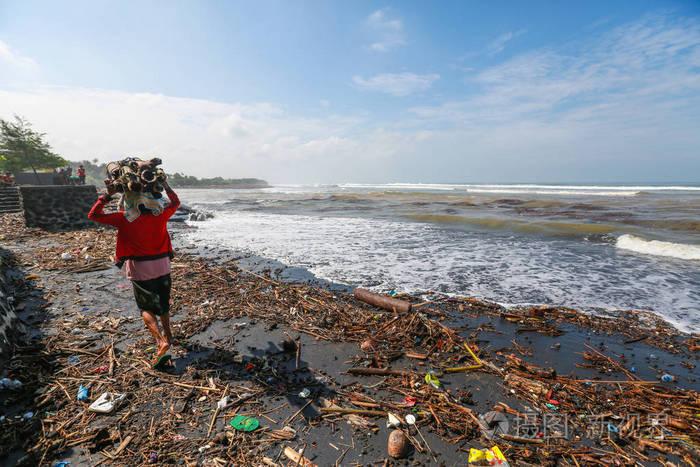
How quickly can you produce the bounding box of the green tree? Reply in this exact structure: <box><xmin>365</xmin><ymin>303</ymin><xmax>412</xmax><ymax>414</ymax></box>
<box><xmin>0</xmin><ymin>116</ymin><xmax>67</xmax><ymax>183</ymax></box>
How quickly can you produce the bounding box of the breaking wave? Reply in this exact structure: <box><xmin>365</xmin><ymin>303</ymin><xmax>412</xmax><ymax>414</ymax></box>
<box><xmin>407</xmin><ymin>214</ymin><xmax>620</xmax><ymax>237</ymax></box>
<box><xmin>616</xmin><ymin>235</ymin><xmax>700</xmax><ymax>261</ymax></box>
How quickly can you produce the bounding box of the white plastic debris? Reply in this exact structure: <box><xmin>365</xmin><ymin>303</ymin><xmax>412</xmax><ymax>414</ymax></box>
<box><xmin>88</xmin><ymin>392</ymin><xmax>126</xmax><ymax>413</ymax></box>
<box><xmin>216</xmin><ymin>395</ymin><xmax>232</xmax><ymax>410</ymax></box>
<box><xmin>22</xmin><ymin>411</ymin><xmax>34</xmax><ymax>420</ymax></box>
<box><xmin>386</xmin><ymin>412</ymin><xmax>402</xmax><ymax>428</ymax></box>
<box><xmin>314</xmin><ymin>374</ymin><xmax>331</xmax><ymax>384</ymax></box>
<box><xmin>298</xmin><ymin>388</ymin><xmax>311</xmax><ymax>398</ymax></box>
<box><xmin>60</xmin><ymin>252</ymin><xmax>74</xmax><ymax>261</ymax></box>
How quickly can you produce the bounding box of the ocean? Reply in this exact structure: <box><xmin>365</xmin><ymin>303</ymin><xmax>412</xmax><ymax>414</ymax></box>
<box><xmin>178</xmin><ymin>184</ymin><xmax>700</xmax><ymax>333</ymax></box>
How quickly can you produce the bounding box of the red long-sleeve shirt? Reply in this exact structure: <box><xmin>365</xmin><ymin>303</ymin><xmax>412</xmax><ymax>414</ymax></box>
<box><xmin>88</xmin><ymin>190</ymin><xmax>180</xmax><ymax>266</ymax></box>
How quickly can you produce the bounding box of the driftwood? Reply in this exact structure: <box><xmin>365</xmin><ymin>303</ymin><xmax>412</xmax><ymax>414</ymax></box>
<box><xmin>347</xmin><ymin>367</ymin><xmax>410</xmax><ymax>377</ymax></box>
<box><xmin>320</xmin><ymin>407</ymin><xmax>387</xmax><ymax>417</ymax></box>
<box><xmin>353</xmin><ymin>288</ymin><xmax>412</xmax><ymax>313</ymax></box>
<box><xmin>283</xmin><ymin>446</ymin><xmax>316</xmax><ymax>467</ymax></box>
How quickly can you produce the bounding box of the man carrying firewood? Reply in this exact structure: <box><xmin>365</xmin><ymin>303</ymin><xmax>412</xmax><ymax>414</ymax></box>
<box><xmin>88</xmin><ymin>180</ymin><xmax>180</xmax><ymax>370</ymax></box>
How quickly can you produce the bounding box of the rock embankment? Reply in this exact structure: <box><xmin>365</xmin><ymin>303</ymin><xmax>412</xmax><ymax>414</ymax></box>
<box><xmin>0</xmin><ymin>249</ymin><xmax>24</xmax><ymax>365</ymax></box>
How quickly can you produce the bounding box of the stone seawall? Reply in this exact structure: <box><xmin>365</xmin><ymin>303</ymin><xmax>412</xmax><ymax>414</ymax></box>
<box><xmin>19</xmin><ymin>185</ymin><xmax>97</xmax><ymax>231</ymax></box>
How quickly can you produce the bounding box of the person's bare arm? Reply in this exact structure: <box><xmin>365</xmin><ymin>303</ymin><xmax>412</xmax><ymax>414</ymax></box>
<box><xmin>162</xmin><ymin>181</ymin><xmax>181</xmax><ymax>218</ymax></box>
<box><xmin>88</xmin><ymin>182</ymin><xmax>124</xmax><ymax>227</ymax></box>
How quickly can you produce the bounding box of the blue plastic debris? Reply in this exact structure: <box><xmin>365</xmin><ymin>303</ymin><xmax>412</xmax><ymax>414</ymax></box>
<box><xmin>661</xmin><ymin>374</ymin><xmax>674</xmax><ymax>383</ymax></box>
<box><xmin>77</xmin><ymin>385</ymin><xmax>89</xmax><ymax>401</ymax></box>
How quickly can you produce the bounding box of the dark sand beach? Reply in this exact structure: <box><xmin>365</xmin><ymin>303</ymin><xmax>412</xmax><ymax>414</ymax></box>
<box><xmin>0</xmin><ymin>212</ymin><xmax>699</xmax><ymax>466</ymax></box>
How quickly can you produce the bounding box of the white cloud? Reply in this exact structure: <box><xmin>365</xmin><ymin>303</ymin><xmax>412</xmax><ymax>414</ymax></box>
<box><xmin>400</xmin><ymin>14</ymin><xmax>700</xmax><ymax>181</ymax></box>
<box><xmin>0</xmin><ymin>40</ymin><xmax>38</xmax><ymax>69</ymax></box>
<box><xmin>353</xmin><ymin>73</ymin><xmax>439</xmax><ymax>96</ymax></box>
<box><xmin>366</xmin><ymin>8</ymin><xmax>406</xmax><ymax>52</ymax></box>
<box><xmin>0</xmin><ymin>86</ymin><xmax>395</xmax><ymax>182</ymax></box>
<box><xmin>412</xmin><ymin>14</ymin><xmax>700</xmax><ymax>127</ymax></box>
<box><xmin>487</xmin><ymin>29</ymin><xmax>526</xmax><ymax>55</ymax></box>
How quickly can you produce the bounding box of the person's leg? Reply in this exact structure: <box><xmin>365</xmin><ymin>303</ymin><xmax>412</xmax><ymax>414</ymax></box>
<box><xmin>159</xmin><ymin>313</ymin><xmax>173</xmax><ymax>346</ymax></box>
<box><xmin>141</xmin><ymin>310</ymin><xmax>169</xmax><ymax>358</ymax></box>
<box><xmin>157</xmin><ymin>274</ymin><xmax>173</xmax><ymax>346</ymax></box>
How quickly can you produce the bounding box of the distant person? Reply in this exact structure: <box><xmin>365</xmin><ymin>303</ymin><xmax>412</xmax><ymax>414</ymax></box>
<box><xmin>65</xmin><ymin>167</ymin><xmax>73</xmax><ymax>185</ymax></box>
<box><xmin>87</xmin><ymin>180</ymin><xmax>180</xmax><ymax>370</ymax></box>
<box><xmin>77</xmin><ymin>164</ymin><xmax>86</xmax><ymax>185</ymax></box>
<box><xmin>57</xmin><ymin>168</ymin><xmax>66</xmax><ymax>185</ymax></box>
<box><xmin>0</xmin><ymin>172</ymin><xmax>14</xmax><ymax>186</ymax></box>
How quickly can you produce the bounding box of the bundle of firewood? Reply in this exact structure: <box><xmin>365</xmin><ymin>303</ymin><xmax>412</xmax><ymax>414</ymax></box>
<box><xmin>105</xmin><ymin>157</ymin><xmax>166</xmax><ymax>197</ymax></box>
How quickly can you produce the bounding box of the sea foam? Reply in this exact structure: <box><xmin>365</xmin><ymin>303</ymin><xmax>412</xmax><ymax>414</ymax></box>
<box><xmin>616</xmin><ymin>234</ymin><xmax>700</xmax><ymax>261</ymax></box>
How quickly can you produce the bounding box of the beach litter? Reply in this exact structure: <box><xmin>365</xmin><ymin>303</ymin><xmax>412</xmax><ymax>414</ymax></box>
<box><xmin>468</xmin><ymin>445</ymin><xmax>509</xmax><ymax>466</ymax></box>
<box><xmin>229</xmin><ymin>415</ymin><xmax>260</xmax><ymax>432</ymax></box>
<box><xmin>424</xmin><ymin>371</ymin><xmax>441</xmax><ymax>389</ymax></box>
<box><xmin>88</xmin><ymin>392</ymin><xmax>126</xmax><ymax>413</ymax></box>
<box><xmin>1</xmin><ymin>213</ymin><xmax>699</xmax><ymax>466</ymax></box>
<box><xmin>386</xmin><ymin>412</ymin><xmax>402</xmax><ymax>428</ymax></box>
<box><xmin>76</xmin><ymin>385</ymin><xmax>89</xmax><ymax>401</ymax></box>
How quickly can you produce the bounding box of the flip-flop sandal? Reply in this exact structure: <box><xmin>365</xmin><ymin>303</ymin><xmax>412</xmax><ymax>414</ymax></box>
<box><xmin>152</xmin><ymin>354</ymin><xmax>172</xmax><ymax>370</ymax></box>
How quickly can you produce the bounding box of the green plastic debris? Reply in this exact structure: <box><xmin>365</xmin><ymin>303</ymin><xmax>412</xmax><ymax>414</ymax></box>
<box><xmin>229</xmin><ymin>415</ymin><xmax>260</xmax><ymax>432</ymax></box>
<box><xmin>424</xmin><ymin>372</ymin><xmax>441</xmax><ymax>389</ymax></box>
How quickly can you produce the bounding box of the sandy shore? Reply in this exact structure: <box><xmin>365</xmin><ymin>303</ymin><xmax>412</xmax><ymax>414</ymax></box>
<box><xmin>0</xmin><ymin>213</ymin><xmax>698</xmax><ymax>466</ymax></box>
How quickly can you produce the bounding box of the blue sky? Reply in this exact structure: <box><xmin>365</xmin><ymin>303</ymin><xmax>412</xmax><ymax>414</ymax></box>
<box><xmin>1</xmin><ymin>0</ymin><xmax>699</xmax><ymax>183</ymax></box>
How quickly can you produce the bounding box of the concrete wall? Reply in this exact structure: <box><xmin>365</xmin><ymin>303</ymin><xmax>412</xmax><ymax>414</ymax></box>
<box><xmin>19</xmin><ymin>185</ymin><xmax>98</xmax><ymax>231</ymax></box>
